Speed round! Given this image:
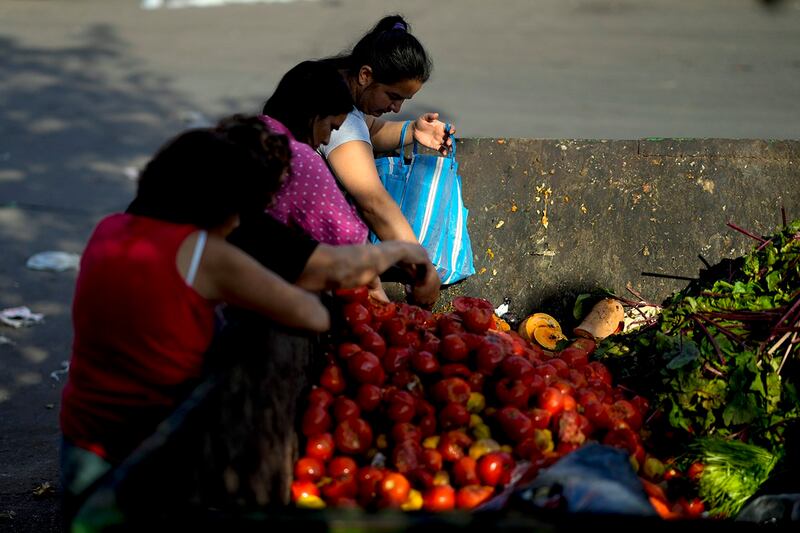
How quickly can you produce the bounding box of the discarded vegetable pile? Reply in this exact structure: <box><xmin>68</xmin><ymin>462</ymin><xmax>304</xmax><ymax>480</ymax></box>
<box><xmin>291</xmin><ymin>290</ymin><xmax>705</xmax><ymax>516</ymax></box>
<box><xmin>594</xmin><ymin>219</ymin><xmax>800</xmax><ymax>517</ymax></box>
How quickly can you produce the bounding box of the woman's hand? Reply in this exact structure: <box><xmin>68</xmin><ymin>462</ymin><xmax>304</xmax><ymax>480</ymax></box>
<box><xmin>412</xmin><ymin>113</ymin><xmax>456</xmax><ymax>155</ymax></box>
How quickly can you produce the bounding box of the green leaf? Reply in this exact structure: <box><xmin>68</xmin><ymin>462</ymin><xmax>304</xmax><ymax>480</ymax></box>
<box><xmin>722</xmin><ymin>393</ymin><xmax>759</xmax><ymax>425</ymax></box>
<box><xmin>666</xmin><ymin>338</ymin><xmax>701</xmax><ymax>369</ymax></box>
<box><xmin>572</xmin><ymin>293</ymin><xmax>594</xmax><ymax>321</ymax></box>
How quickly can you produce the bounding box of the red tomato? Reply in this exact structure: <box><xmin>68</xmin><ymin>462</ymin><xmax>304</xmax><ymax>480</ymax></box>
<box><xmin>477</xmin><ymin>451</ymin><xmax>515</xmax><ymax>487</ymax></box>
<box><xmin>431</xmin><ymin>377</ymin><xmax>471</xmax><ymax>405</ymax></box>
<box><xmin>441</xmin><ymin>363</ymin><xmax>472</xmax><ymax>379</ymax></box>
<box><xmin>333</xmin><ymin>397</ymin><xmax>360</xmax><ymax>422</ymax></box>
<box><xmin>383</xmin><ymin>347</ymin><xmax>412</xmax><ymax>374</ymax></box>
<box><xmin>321</xmin><ymin>477</ymin><xmax>358</xmax><ymax>502</ymax></box>
<box><xmin>631</xmin><ymin>394</ymin><xmax>651</xmax><ymax>417</ymax></box>
<box><xmin>462</xmin><ymin>307</ymin><xmax>494</xmax><ymax>333</ymax></box>
<box><xmin>391</xmin><ymin>422</ymin><xmax>422</xmax><ymax>444</ymax></box>
<box><xmin>496</xmin><ymin>406</ymin><xmax>534</xmax><ymax>442</ymax></box>
<box><xmin>418</xmin><ymin>414</ymin><xmax>437</xmax><ymax>437</ymax></box>
<box><xmin>420</xmin><ymin>333</ymin><xmax>441</xmax><ymax>355</ymax></box>
<box><xmin>334</xmin><ymin>286</ymin><xmax>369</xmax><ymax>304</ymax></box>
<box><xmin>423</xmin><ymin>484</ymin><xmax>456</xmax><ymax>511</ymax></box>
<box><xmin>320</xmin><ymin>364</ymin><xmax>346</xmax><ymax>394</ymax></box>
<box><xmin>452</xmin><ymin>296</ymin><xmax>494</xmax><ymax>314</ymax></box>
<box><xmin>452</xmin><ymin>456</ymin><xmax>479</xmax><ymax>487</ymax></box>
<box><xmin>342</xmin><ymin>302</ymin><xmax>371</xmax><ymax>329</ymax></box>
<box><xmin>347</xmin><ymin>351</ymin><xmax>385</xmax><ymax>385</ymax></box>
<box><xmin>558</xmin><ymin>346</ymin><xmax>589</xmax><ymax>370</ymax></box>
<box><xmin>438</xmin><ymin>430</ymin><xmax>472</xmax><ymax>462</ymax></box>
<box><xmin>607</xmin><ymin>399</ymin><xmax>642</xmax><ymax>430</ymax></box>
<box><xmin>495</xmin><ymin>378</ymin><xmax>531</xmax><ymax>409</ymax></box>
<box><xmin>379</xmin><ymin>472</ymin><xmax>411</xmax><ymax>508</ymax></box>
<box><xmin>526</xmin><ymin>373</ymin><xmax>546</xmax><ymax>396</ymax></box>
<box><xmin>421</xmin><ymin>448</ymin><xmax>444</xmax><ymax>473</ymax></box>
<box><xmin>528</xmin><ymin>407</ymin><xmax>552</xmax><ymax>430</ymax></box>
<box><xmin>548</xmin><ymin>358</ymin><xmax>570</xmax><ymax>378</ymax></box>
<box><xmin>456</xmin><ymin>485</ymin><xmax>494</xmax><ymax>510</ymax></box>
<box><xmin>308</xmin><ymin>387</ymin><xmax>334</xmax><ymax>409</ymax></box>
<box><xmin>337</xmin><ymin>342</ymin><xmax>362</xmax><ymax>361</ymax></box>
<box><xmin>441</xmin><ymin>334</ymin><xmax>469</xmax><ymax>361</ymax></box>
<box><xmin>382</xmin><ymin>317</ymin><xmax>406</xmax><ymax>340</ymax></box>
<box><xmin>438</xmin><ymin>313</ymin><xmax>465</xmax><ymax>336</ymax></box>
<box><xmin>392</xmin><ymin>439</ymin><xmax>422</xmax><ymax>474</ymax></box>
<box><xmin>538</xmin><ymin>386</ymin><xmax>565</xmax><ymax>416</ymax></box>
<box><xmin>680</xmin><ymin>497</ymin><xmax>705</xmax><ymax>518</ymax></box>
<box><xmin>688</xmin><ymin>462</ymin><xmax>705</xmax><ymax>482</ymax></box>
<box><xmin>475</xmin><ymin>339</ymin><xmax>505</xmax><ymax>376</ymax></box>
<box><xmin>370</xmin><ymin>301</ymin><xmax>397</xmax><ymax>323</ymax></box>
<box><xmin>411</xmin><ymin>350</ymin><xmax>440</xmax><ymax>374</ymax></box>
<box><xmin>582</xmin><ymin>400</ymin><xmax>611</xmax><ymax>429</ymax></box>
<box><xmin>301</xmin><ymin>404</ymin><xmax>332</xmax><ymax>437</ymax></box>
<box><xmin>584</xmin><ymin>361</ymin><xmax>613</xmax><ymax>387</ymax></box>
<box><xmin>305</xmin><ymin>432</ymin><xmax>335</xmax><ymax>462</ymax></box>
<box><xmin>359</xmin><ymin>330</ymin><xmax>387</xmax><ymax>358</ymax></box>
<box><xmin>500</xmin><ymin>356</ymin><xmax>536</xmax><ymax>380</ymax></box>
<box><xmin>334</xmin><ymin>418</ymin><xmax>373</xmax><ymax>455</ymax></box>
<box><xmin>356</xmin><ymin>466</ymin><xmax>385</xmax><ymax>505</ymax></box>
<box><xmin>535</xmin><ymin>363</ymin><xmax>558</xmax><ymax>385</ymax></box>
<box><xmin>387</xmin><ymin>391</ymin><xmax>417</xmax><ymax>423</ymax></box>
<box><xmin>328</xmin><ymin>456</ymin><xmax>358</xmax><ymax>479</ymax></box>
<box><xmin>291</xmin><ymin>480</ymin><xmax>320</xmax><ymax>502</ymax></box>
<box><xmin>355</xmin><ymin>383</ymin><xmax>382</xmax><ymax>412</ymax></box>
<box><xmin>293</xmin><ymin>456</ymin><xmax>325</xmax><ymax>482</ymax></box>
<box><xmin>439</xmin><ymin>402</ymin><xmax>471</xmax><ymax>430</ymax></box>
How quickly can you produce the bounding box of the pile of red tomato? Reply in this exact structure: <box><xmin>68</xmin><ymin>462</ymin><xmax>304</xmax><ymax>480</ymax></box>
<box><xmin>292</xmin><ymin>290</ymin><xmax>705</xmax><ymax>517</ymax></box>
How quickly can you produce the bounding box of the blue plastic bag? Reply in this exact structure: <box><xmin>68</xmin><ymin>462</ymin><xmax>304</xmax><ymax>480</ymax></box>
<box><xmin>374</xmin><ymin>121</ymin><xmax>475</xmax><ymax>285</ymax></box>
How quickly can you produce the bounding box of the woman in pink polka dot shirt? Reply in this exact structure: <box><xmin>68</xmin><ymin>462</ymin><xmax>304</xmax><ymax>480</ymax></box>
<box><xmin>260</xmin><ymin>61</ymin><xmax>369</xmax><ymax>247</ymax></box>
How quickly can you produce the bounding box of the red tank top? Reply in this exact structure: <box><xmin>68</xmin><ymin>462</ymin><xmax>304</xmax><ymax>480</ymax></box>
<box><xmin>60</xmin><ymin>214</ymin><xmax>216</xmax><ymax>462</ymax></box>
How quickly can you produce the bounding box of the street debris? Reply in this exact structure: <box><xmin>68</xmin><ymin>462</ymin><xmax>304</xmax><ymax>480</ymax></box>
<box><xmin>50</xmin><ymin>361</ymin><xmax>70</xmax><ymax>382</ymax></box>
<box><xmin>0</xmin><ymin>307</ymin><xmax>44</xmax><ymax>328</ymax></box>
<box><xmin>32</xmin><ymin>482</ymin><xmax>55</xmax><ymax>498</ymax></box>
<box><xmin>26</xmin><ymin>251</ymin><xmax>81</xmax><ymax>272</ymax></box>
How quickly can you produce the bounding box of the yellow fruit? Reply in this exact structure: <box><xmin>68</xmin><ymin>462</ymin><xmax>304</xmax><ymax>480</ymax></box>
<box><xmin>433</xmin><ymin>471</ymin><xmax>450</xmax><ymax>486</ymax></box>
<box><xmin>467</xmin><ymin>393</ymin><xmax>486</xmax><ymax>413</ymax></box>
<box><xmin>468</xmin><ymin>438</ymin><xmax>501</xmax><ymax>460</ymax></box>
<box><xmin>533</xmin><ymin>325</ymin><xmax>566</xmax><ymax>350</ymax></box>
<box><xmin>533</xmin><ymin>429</ymin><xmax>554</xmax><ymax>453</ymax></box>
<box><xmin>401</xmin><ymin>489</ymin><xmax>423</xmax><ymax>511</ymax></box>
<box><xmin>493</xmin><ymin>315</ymin><xmax>511</xmax><ymax>332</ymax></box>
<box><xmin>472</xmin><ymin>423</ymin><xmax>492</xmax><ymax>440</ymax></box>
<box><xmin>518</xmin><ymin>312</ymin><xmax>562</xmax><ymax>342</ymax></box>
<box><xmin>296</xmin><ymin>494</ymin><xmax>326</xmax><ymax>509</ymax></box>
<box><xmin>422</xmin><ymin>436</ymin><xmax>440</xmax><ymax>449</ymax></box>
<box><xmin>376</xmin><ymin>434</ymin><xmax>388</xmax><ymax>450</ymax></box>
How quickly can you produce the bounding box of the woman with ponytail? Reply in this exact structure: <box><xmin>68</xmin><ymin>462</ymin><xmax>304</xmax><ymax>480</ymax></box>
<box><xmin>319</xmin><ymin>15</ymin><xmax>453</xmax><ymax>307</ymax></box>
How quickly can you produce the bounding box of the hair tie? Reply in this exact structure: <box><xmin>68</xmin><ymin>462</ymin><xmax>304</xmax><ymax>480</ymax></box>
<box><xmin>392</xmin><ymin>22</ymin><xmax>407</xmax><ymax>31</ymax></box>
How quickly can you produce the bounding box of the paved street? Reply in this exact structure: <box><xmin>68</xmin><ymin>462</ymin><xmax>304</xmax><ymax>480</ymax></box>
<box><xmin>1</xmin><ymin>0</ymin><xmax>799</xmax><ymax>530</ymax></box>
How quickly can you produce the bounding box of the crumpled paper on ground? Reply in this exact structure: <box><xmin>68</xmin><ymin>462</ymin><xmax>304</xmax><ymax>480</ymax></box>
<box><xmin>26</xmin><ymin>251</ymin><xmax>80</xmax><ymax>272</ymax></box>
<box><xmin>1</xmin><ymin>306</ymin><xmax>44</xmax><ymax>328</ymax></box>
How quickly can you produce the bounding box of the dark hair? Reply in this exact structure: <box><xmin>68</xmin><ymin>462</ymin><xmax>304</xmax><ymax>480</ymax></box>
<box><xmin>127</xmin><ymin>115</ymin><xmax>291</xmax><ymax>229</ymax></box>
<box><xmin>262</xmin><ymin>61</ymin><xmax>353</xmax><ymax>143</ymax></box>
<box><xmin>325</xmin><ymin>15</ymin><xmax>432</xmax><ymax>85</ymax></box>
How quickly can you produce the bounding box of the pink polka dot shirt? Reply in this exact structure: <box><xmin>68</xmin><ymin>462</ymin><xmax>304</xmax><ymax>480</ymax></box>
<box><xmin>260</xmin><ymin>115</ymin><xmax>369</xmax><ymax>245</ymax></box>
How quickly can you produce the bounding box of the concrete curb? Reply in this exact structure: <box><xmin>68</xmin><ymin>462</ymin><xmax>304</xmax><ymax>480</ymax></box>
<box><xmin>438</xmin><ymin>138</ymin><xmax>799</xmax><ymax>324</ymax></box>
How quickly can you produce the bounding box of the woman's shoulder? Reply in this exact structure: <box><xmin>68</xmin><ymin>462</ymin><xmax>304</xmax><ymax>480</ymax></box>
<box><xmin>319</xmin><ymin>108</ymin><xmax>371</xmax><ymax>157</ymax></box>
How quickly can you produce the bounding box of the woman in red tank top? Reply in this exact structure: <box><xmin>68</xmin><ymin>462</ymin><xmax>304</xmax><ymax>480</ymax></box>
<box><xmin>60</xmin><ymin>116</ymin><xmax>331</xmax><ymax>519</ymax></box>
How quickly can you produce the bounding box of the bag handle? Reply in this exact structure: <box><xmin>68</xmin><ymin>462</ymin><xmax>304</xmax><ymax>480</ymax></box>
<box><xmin>411</xmin><ymin>122</ymin><xmax>456</xmax><ymax>166</ymax></box>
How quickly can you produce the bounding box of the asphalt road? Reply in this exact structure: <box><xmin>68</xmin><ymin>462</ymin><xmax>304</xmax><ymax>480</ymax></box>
<box><xmin>1</xmin><ymin>0</ymin><xmax>799</xmax><ymax>530</ymax></box>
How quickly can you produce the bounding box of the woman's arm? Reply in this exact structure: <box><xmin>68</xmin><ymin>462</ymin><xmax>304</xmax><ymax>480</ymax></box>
<box><xmin>196</xmin><ymin>235</ymin><xmax>330</xmax><ymax>332</ymax></box>
<box><xmin>295</xmin><ymin>240</ymin><xmax>440</xmax><ymax>306</ymax></box>
<box><xmin>366</xmin><ymin>113</ymin><xmax>455</xmax><ymax>155</ymax></box>
<box><xmin>326</xmin><ymin>140</ymin><xmax>418</xmax><ymax>243</ymax></box>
